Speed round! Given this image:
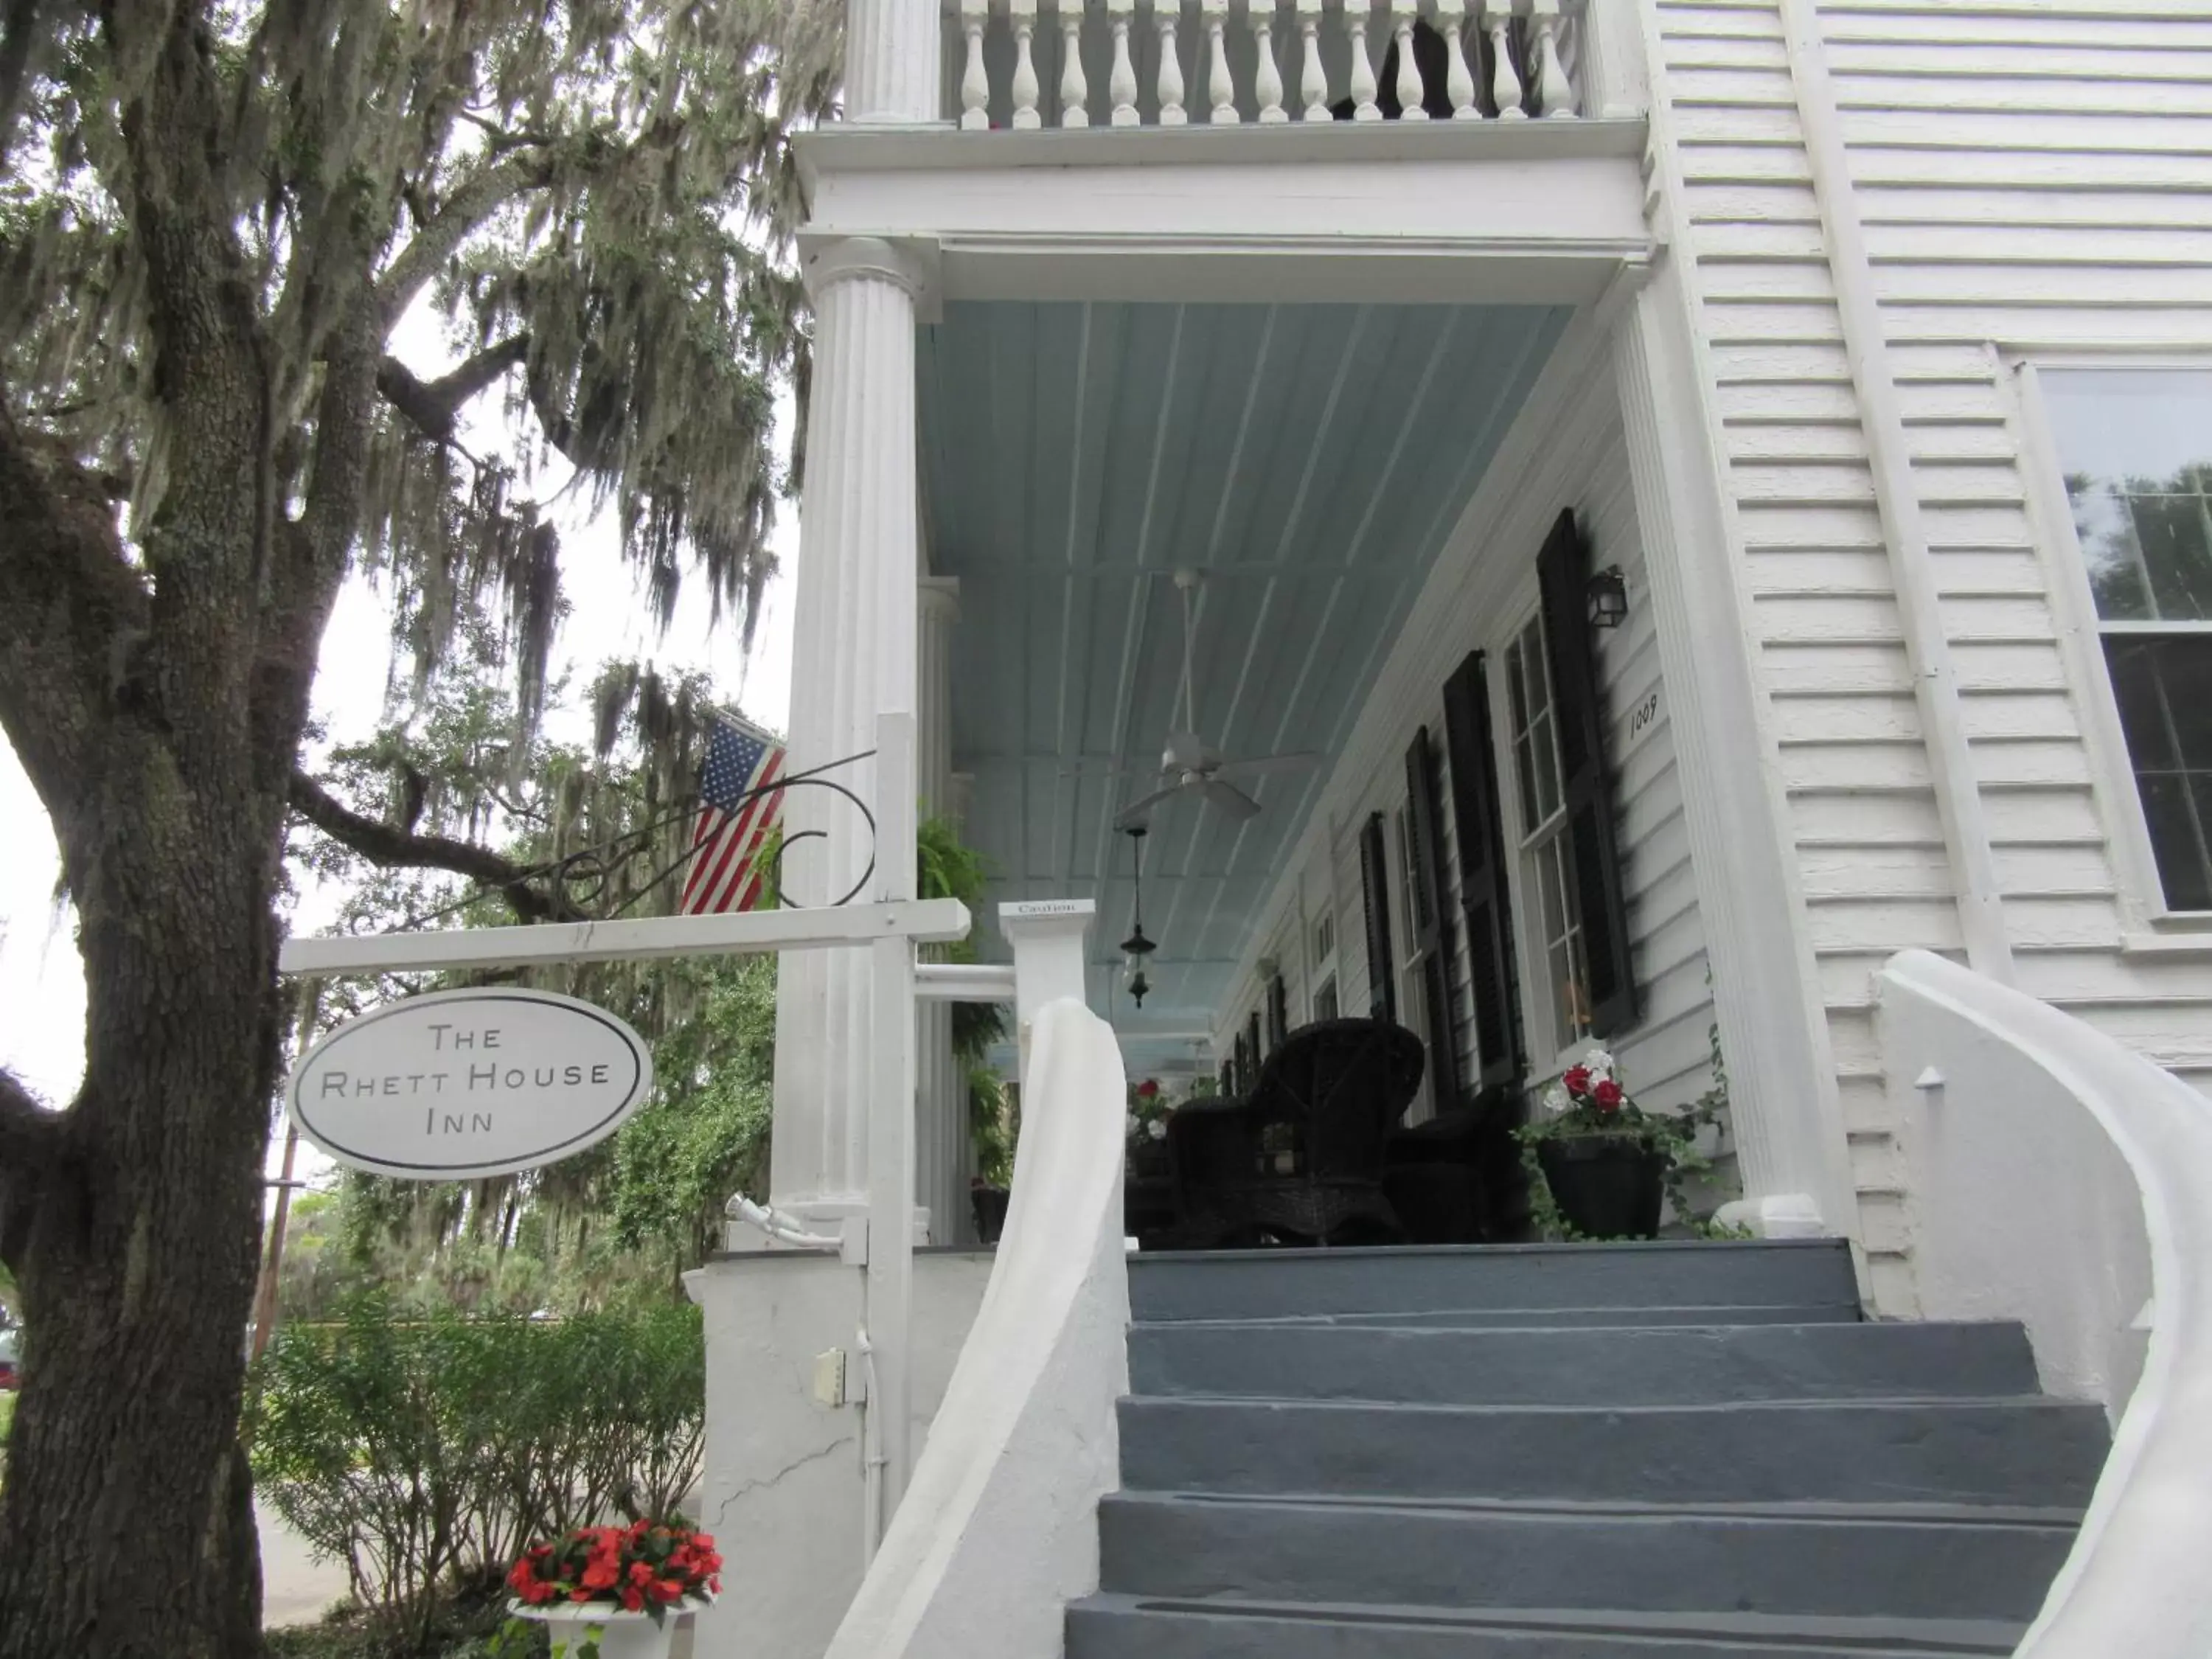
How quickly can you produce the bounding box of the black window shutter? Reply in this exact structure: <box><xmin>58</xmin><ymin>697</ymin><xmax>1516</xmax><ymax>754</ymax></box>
<box><xmin>1267</xmin><ymin>973</ymin><xmax>1290</xmax><ymax>1048</ymax></box>
<box><xmin>1358</xmin><ymin>812</ymin><xmax>1397</xmax><ymax>1022</ymax></box>
<box><xmin>1441</xmin><ymin>651</ymin><xmax>1525</xmax><ymax>1093</ymax></box>
<box><xmin>1535</xmin><ymin>509</ymin><xmax>1638</xmax><ymax>1037</ymax></box>
<box><xmin>1402</xmin><ymin>727</ymin><xmax>1463</xmax><ymax>1110</ymax></box>
<box><xmin>1218</xmin><ymin>1058</ymin><xmax>1234</xmax><ymax>1098</ymax></box>
<box><xmin>1246</xmin><ymin>1010</ymin><xmax>1262</xmax><ymax>1072</ymax></box>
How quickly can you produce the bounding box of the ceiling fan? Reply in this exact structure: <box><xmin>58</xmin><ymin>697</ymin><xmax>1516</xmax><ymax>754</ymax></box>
<box><xmin>1113</xmin><ymin>569</ymin><xmax>1319</xmax><ymax>833</ymax></box>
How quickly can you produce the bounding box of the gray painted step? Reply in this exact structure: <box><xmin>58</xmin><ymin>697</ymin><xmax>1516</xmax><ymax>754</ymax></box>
<box><xmin>1130</xmin><ymin>1241</ymin><xmax>1862</xmax><ymax>1324</ymax></box>
<box><xmin>1117</xmin><ymin>1396</ymin><xmax>2109</xmax><ymax>1507</ymax></box>
<box><xmin>1158</xmin><ymin>1302</ymin><xmax>1867</xmax><ymax>1332</ymax></box>
<box><xmin>1129</xmin><ymin>1320</ymin><xmax>2039</xmax><ymax>1407</ymax></box>
<box><xmin>1065</xmin><ymin>1597</ymin><xmax>2027</xmax><ymax>1658</ymax></box>
<box><xmin>1096</xmin><ymin>1492</ymin><xmax>2076</xmax><ymax>1622</ymax></box>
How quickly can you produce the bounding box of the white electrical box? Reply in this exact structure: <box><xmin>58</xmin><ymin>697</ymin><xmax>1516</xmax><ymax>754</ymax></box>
<box><xmin>811</xmin><ymin>1348</ymin><xmax>848</xmax><ymax>1407</ymax></box>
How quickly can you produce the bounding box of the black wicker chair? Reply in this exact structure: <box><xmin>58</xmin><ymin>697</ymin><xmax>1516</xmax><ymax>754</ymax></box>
<box><xmin>1215</xmin><ymin>1018</ymin><xmax>1426</xmax><ymax>1247</ymax></box>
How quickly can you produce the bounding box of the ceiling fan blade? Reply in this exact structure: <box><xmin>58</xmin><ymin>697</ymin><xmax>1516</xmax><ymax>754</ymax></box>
<box><xmin>1201</xmin><ymin>778</ymin><xmax>1262</xmax><ymax>821</ymax></box>
<box><xmin>1113</xmin><ymin>782</ymin><xmax>1186</xmax><ymax>832</ymax></box>
<box><xmin>1211</xmin><ymin>751</ymin><xmax>1321</xmax><ymax>782</ymax></box>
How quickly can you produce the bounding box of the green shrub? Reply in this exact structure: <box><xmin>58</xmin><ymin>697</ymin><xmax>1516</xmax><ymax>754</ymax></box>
<box><xmin>251</xmin><ymin>1295</ymin><xmax>704</xmax><ymax>1655</ymax></box>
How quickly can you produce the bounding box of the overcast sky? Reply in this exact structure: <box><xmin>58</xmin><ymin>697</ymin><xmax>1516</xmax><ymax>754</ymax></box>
<box><xmin>0</xmin><ymin>320</ymin><xmax>799</xmax><ymax>1185</ymax></box>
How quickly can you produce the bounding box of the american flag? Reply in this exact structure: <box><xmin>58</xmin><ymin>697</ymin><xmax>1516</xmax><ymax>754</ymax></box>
<box><xmin>680</xmin><ymin>714</ymin><xmax>787</xmax><ymax>915</ymax></box>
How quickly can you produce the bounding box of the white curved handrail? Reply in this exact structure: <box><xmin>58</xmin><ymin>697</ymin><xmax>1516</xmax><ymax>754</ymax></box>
<box><xmin>822</xmin><ymin>997</ymin><xmax>1130</xmax><ymax>1659</ymax></box>
<box><xmin>1877</xmin><ymin>950</ymin><xmax>2212</xmax><ymax>1658</ymax></box>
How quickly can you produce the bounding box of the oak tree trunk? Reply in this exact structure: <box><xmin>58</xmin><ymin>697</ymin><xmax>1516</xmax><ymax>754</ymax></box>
<box><xmin>0</xmin><ymin>18</ymin><xmax>367</xmax><ymax>1620</ymax></box>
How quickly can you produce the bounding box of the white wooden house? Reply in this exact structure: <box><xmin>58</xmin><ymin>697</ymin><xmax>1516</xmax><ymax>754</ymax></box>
<box><xmin>685</xmin><ymin>3</ymin><xmax>2212</xmax><ymax>1655</ymax></box>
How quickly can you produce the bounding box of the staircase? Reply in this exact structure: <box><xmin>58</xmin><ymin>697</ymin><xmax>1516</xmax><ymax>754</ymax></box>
<box><xmin>1066</xmin><ymin>1240</ymin><xmax>2109</xmax><ymax>1658</ymax></box>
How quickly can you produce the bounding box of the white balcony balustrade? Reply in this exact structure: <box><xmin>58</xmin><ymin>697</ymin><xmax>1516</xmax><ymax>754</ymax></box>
<box><xmin>945</xmin><ymin>0</ymin><xmax>1585</xmax><ymax>131</ymax></box>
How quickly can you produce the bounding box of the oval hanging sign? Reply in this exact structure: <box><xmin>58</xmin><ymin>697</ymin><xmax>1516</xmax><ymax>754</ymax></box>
<box><xmin>285</xmin><ymin>988</ymin><xmax>654</xmax><ymax>1180</ymax></box>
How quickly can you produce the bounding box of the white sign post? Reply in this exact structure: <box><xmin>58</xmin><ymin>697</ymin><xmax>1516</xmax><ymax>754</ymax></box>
<box><xmin>285</xmin><ymin>987</ymin><xmax>655</xmax><ymax>1180</ymax></box>
<box><xmin>274</xmin><ymin>713</ymin><xmax>957</xmax><ymax>1552</ymax></box>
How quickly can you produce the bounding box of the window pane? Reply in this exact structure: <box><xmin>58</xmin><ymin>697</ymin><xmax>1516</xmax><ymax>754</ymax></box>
<box><xmin>2105</xmin><ymin>637</ymin><xmax>2182</xmax><ymax>771</ymax></box>
<box><xmin>2104</xmin><ymin>634</ymin><xmax>2212</xmax><ymax>910</ymax></box>
<box><xmin>2067</xmin><ymin>478</ymin><xmax>2154</xmax><ymax>620</ymax></box>
<box><xmin>2141</xmin><ymin>776</ymin><xmax>2212</xmax><ymax>914</ymax></box>
<box><xmin>1548</xmin><ymin>940</ymin><xmax>1577</xmax><ymax>1047</ymax></box>
<box><xmin>2045</xmin><ymin>369</ymin><xmax>2212</xmax><ymax>622</ymax></box>
<box><xmin>2124</xmin><ymin>482</ymin><xmax>2212</xmax><ymax>623</ymax></box>
<box><xmin>1530</xmin><ymin>712</ymin><xmax>1561</xmax><ymax>824</ymax></box>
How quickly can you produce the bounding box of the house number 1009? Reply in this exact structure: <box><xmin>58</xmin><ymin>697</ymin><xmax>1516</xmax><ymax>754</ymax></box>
<box><xmin>1624</xmin><ymin>689</ymin><xmax>1661</xmax><ymax>754</ymax></box>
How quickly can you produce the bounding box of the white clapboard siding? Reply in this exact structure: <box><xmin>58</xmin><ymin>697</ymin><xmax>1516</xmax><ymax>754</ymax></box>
<box><xmin>1660</xmin><ymin>0</ymin><xmax>2212</xmax><ymax>1306</ymax></box>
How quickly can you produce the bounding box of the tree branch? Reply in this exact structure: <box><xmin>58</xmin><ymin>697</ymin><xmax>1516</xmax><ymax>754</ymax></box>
<box><xmin>0</xmin><ymin>1068</ymin><xmax>65</xmax><ymax>1172</ymax></box>
<box><xmin>375</xmin><ymin>152</ymin><xmax>556</xmax><ymax>333</ymax></box>
<box><xmin>375</xmin><ymin>334</ymin><xmax>530</xmax><ymax>446</ymax></box>
<box><xmin>288</xmin><ymin>772</ymin><xmax>580</xmax><ymax>923</ymax></box>
<box><xmin>0</xmin><ymin>406</ymin><xmax>149</xmax><ymax>820</ymax></box>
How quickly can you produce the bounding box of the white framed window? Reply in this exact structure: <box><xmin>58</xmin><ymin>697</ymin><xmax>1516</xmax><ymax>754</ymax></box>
<box><xmin>2033</xmin><ymin>366</ymin><xmax>2212</xmax><ymax>917</ymax></box>
<box><xmin>1312</xmin><ymin>912</ymin><xmax>1335</xmax><ymax>970</ymax></box>
<box><xmin>1502</xmin><ymin>613</ymin><xmax>1593</xmax><ymax>1062</ymax></box>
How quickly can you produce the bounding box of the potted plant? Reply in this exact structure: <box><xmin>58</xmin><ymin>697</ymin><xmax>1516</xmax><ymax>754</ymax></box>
<box><xmin>1514</xmin><ymin>1049</ymin><xmax>1692</xmax><ymax>1241</ymax></box>
<box><xmin>506</xmin><ymin>1519</ymin><xmax>722</xmax><ymax>1659</ymax></box>
<box><xmin>1126</xmin><ymin>1078</ymin><xmax>1173</xmax><ymax>1180</ymax></box>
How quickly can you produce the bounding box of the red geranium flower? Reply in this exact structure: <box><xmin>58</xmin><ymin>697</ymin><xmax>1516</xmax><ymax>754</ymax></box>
<box><xmin>648</xmin><ymin>1578</ymin><xmax>685</xmax><ymax>1604</ymax></box>
<box><xmin>581</xmin><ymin>1558</ymin><xmax>619</xmax><ymax>1592</ymax></box>
<box><xmin>1562</xmin><ymin>1065</ymin><xmax>1591</xmax><ymax>1093</ymax></box>
<box><xmin>1135</xmin><ymin>1079</ymin><xmax>1159</xmax><ymax>1099</ymax></box>
<box><xmin>1593</xmin><ymin>1078</ymin><xmax>1624</xmax><ymax>1110</ymax></box>
<box><xmin>621</xmin><ymin>1585</ymin><xmax>645</xmax><ymax>1613</ymax></box>
<box><xmin>570</xmin><ymin>1588</ymin><xmax>596</xmax><ymax>1604</ymax></box>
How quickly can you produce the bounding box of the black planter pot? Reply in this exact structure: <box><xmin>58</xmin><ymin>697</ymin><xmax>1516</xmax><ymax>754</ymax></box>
<box><xmin>1536</xmin><ymin>1135</ymin><xmax>1669</xmax><ymax>1240</ymax></box>
<box><xmin>970</xmin><ymin>1184</ymin><xmax>1011</xmax><ymax>1245</ymax></box>
<box><xmin>1127</xmin><ymin>1138</ymin><xmax>1172</xmax><ymax>1184</ymax></box>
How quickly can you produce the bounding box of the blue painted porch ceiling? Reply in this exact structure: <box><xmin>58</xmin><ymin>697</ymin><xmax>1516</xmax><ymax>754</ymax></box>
<box><xmin>919</xmin><ymin>299</ymin><xmax>1568</xmax><ymax>1048</ymax></box>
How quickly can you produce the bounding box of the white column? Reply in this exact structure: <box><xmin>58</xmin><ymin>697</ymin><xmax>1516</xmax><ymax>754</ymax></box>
<box><xmin>846</xmin><ymin>0</ymin><xmax>941</xmax><ymax>121</ymax></box>
<box><xmin>916</xmin><ymin>577</ymin><xmax>966</xmax><ymax>1242</ymax></box>
<box><xmin>1611</xmin><ymin>260</ymin><xmax>1853</xmax><ymax>1240</ymax></box>
<box><xmin>773</xmin><ymin>237</ymin><xmax>929</xmax><ymax>1225</ymax></box>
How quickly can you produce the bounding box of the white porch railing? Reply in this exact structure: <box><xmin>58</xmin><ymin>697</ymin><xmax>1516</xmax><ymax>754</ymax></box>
<box><xmin>1875</xmin><ymin>950</ymin><xmax>2212</xmax><ymax>1657</ymax></box>
<box><xmin>824</xmin><ymin>990</ymin><xmax>1130</xmax><ymax>1659</ymax></box>
<box><xmin>943</xmin><ymin>0</ymin><xmax>1585</xmax><ymax>131</ymax></box>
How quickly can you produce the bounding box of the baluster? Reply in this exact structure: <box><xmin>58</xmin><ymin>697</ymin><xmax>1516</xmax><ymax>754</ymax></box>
<box><xmin>1108</xmin><ymin>0</ymin><xmax>1140</xmax><ymax>124</ymax></box>
<box><xmin>1203</xmin><ymin>0</ymin><xmax>1238</xmax><ymax>122</ymax></box>
<box><xmin>1060</xmin><ymin>0</ymin><xmax>1090</xmax><ymax>124</ymax></box>
<box><xmin>1484</xmin><ymin>0</ymin><xmax>1523</xmax><ymax>118</ymax></box>
<box><xmin>959</xmin><ymin>0</ymin><xmax>992</xmax><ymax>129</ymax></box>
<box><xmin>1531</xmin><ymin>0</ymin><xmax>1573</xmax><ymax>116</ymax></box>
<box><xmin>1346</xmin><ymin>0</ymin><xmax>1380</xmax><ymax>121</ymax></box>
<box><xmin>1011</xmin><ymin>0</ymin><xmax>1042</xmax><ymax>126</ymax></box>
<box><xmin>1392</xmin><ymin>0</ymin><xmax>1425</xmax><ymax>119</ymax></box>
<box><xmin>1252</xmin><ymin>1</ymin><xmax>1287</xmax><ymax>122</ymax></box>
<box><xmin>1296</xmin><ymin>0</ymin><xmax>1328</xmax><ymax>119</ymax></box>
<box><xmin>1156</xmin><ymin>1</ymin><xmax>1187</xmax><ymax>124</ymax></box>
<box><xmin>1444</xmin><ymin>0</ymin><xmax>1477</xmax><ymax>119</ymax></box>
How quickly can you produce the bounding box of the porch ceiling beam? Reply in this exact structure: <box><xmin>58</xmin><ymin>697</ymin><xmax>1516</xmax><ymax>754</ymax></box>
<box><xmin>801</xmin><ymin>142</ymin><xmax>1652</xmax><ymax>310</ymax></box>
<box><xmin>278</xmin><ymin>900</ymin><xmax>973</xmax><ymax>978</ymax></box>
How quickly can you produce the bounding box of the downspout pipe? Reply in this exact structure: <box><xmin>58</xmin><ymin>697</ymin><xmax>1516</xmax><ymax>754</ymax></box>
<box><xmin>1775</xmin><ymin>0</ymin><xmax>2014</xmax><ymax>984</ymax></box>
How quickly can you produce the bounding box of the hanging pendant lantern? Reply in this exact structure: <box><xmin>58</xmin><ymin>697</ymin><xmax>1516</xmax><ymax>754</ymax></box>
<box><xmin>1121</xmin><ymin>824</ymin><xmax>1157</xmax><ymax>1009</ymax></box>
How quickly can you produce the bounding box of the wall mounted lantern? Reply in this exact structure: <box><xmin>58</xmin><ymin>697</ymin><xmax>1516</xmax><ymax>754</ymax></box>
<box><xmin>1587</xmin><ymin>566</ymin><xmax>1630</xmax><ymax>630</ymax></box>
